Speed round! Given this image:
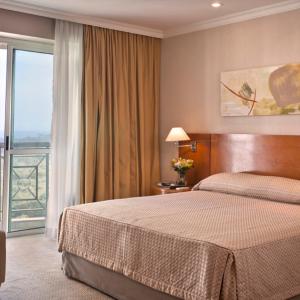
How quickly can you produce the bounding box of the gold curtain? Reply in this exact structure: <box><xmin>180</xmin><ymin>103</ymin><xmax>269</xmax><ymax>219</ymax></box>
<box><xmin>81</xmin><ymin>26</ymin><xmax>161</xmax><ymax>203</ymax></box>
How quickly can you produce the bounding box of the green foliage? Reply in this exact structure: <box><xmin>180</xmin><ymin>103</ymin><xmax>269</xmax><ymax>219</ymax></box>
<box><xmin>253</xmin><ymin>98</ymin><xmax>300</xmax><ymax>115</ymax></box>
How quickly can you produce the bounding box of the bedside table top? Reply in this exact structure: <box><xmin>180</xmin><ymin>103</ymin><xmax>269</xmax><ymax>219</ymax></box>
<box><xmin>154</xmin><ymin>186</ymin><xmax>191</xmax><ymax>195</ymax></box>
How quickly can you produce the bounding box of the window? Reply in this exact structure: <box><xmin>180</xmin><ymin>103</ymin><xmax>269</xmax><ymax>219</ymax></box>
<box><xmin>12</xmin><ymin>49</ymin><xmax>53</xmax><ymax>148</ymax></box>
<box><xmin>0</xmin><ymin>45</ymin><xmax>7</xmax><ymax>223</ymax></box>
<box><xmin>0</xmin><ymin>38</ymin><xmax>53</xmax><ymax>234</ymax></box>
<box><xmin>0</xmin><ymin>46</ymin><xmax>7</xmax><ymax>144</ymax></box>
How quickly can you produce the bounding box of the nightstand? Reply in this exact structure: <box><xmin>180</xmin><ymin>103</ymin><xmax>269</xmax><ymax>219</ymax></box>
<box><xmin>154</xmin><ymin>186</ymin><xmax>191</xmax><ymax>195</ymax></box>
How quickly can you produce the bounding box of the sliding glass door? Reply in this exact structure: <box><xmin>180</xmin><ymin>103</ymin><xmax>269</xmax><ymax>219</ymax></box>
<box><xmin>0</xmin><ymin>44</ymin><xmax>7</xmax><ymax>229</ymax></box>
<box><xmin>0</xmin><ymin>38</ymin><xmax>53</xmax><ymax>235</ymax></box>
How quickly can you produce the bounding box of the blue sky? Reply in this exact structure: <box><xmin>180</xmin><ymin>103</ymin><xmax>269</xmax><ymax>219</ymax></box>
<box><xmin>13</xmin><ymin>50</ymin><xmax>53</xmax><ymax>137</ymax></box>
<box><xmin>0</xmin><ymin>49</ymin><xmax>53</xmax><ymax>144</ymax></box>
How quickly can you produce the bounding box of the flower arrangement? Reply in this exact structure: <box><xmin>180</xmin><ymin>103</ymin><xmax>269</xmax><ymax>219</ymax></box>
<box><xmin>171</xmin><ymin>157</ymin><xmax>194</xmax><ymax>186</ymax></box>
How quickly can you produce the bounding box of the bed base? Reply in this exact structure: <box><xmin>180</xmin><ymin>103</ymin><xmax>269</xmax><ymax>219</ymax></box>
<box><xmin>62</xmin><ymin>251</ymin><xmax>300</xmax><ymax>300</ymax></box>
<box><xmin>62</xmin><ymin>251</ymin><xmax>180</xmax><ymax>300</ymax></box>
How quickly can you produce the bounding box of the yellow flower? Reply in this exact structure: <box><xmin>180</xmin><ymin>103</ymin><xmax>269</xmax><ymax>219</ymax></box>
<box><xmin>171</xmin><ymin>157</ymin><xmax>194</xmax><ymax>171</ymax></box>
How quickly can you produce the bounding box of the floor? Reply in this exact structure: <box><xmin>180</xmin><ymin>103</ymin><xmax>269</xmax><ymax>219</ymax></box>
<box><xmin>0</xmin><ymin>234</ymin><xmax>113</xmax><ymax>300</ymax></box>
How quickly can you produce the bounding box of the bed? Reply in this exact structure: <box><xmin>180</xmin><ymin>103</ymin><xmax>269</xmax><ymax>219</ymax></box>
<box><xmin>58</xmin><ymin>134</ymin><xmax>300</xmax><ymax>300</ymax></box>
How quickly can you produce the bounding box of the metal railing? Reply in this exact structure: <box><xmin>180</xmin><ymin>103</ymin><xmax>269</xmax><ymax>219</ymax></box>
<box><xmin>0</xmin><ymin>145</ymin><xmax>49</xmax><ymax>232</ymax></box>
<box><xmin>8</xmin><ymin>153</ymin><xmax>49</xmax><ymax>232</ymax></box>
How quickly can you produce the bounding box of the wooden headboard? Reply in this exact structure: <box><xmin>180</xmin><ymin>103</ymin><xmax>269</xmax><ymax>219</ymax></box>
<box><xmin>179</xmin><ymin>133</ymin><xmax>300</xmax><ymax>186</ymax></box>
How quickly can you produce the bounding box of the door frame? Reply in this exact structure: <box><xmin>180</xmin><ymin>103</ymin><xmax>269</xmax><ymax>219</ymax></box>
<box><xmin>0</xmin><ymin>36</ymin><xmax>53</xmax><ymax>236</ymax></box>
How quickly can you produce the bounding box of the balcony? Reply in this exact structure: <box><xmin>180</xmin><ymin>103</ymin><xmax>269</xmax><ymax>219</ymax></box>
<box><xmin>0</xmin><ymin>147</ymin><xmax>49</xmax><ymax>232</ymax></box>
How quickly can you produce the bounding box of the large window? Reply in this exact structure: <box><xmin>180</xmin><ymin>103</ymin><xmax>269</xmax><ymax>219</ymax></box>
<box><xmin>0</xmin><ymin>45</ymin><xmax>7</xmax><ymax>224</ymax></box>
<box><xmin>0</xmin><ymin>46</ymin><xmax>6</xmax><ymax>144</ymax></box>
<box><xmin>0</xmin><ymin>38</ymin><xmax>53</xmax><ymax>234</ymax></box>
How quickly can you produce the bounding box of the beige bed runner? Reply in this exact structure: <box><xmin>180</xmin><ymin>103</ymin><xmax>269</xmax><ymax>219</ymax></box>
<box><xmin>58</xmin><ymin>191</ymin><xmax>300</xmax><ymax>300</ymax></box>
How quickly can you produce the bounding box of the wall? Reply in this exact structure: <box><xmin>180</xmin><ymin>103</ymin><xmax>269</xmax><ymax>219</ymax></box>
<box><xmin>160</xmin><ymin>9</ymin><xmax>300</xmax><ymax>181</ymax></box>
<box><xmin>0</xmin><ymin>9</ymin><xmax>54</xmax><ymax>39</ymax></box>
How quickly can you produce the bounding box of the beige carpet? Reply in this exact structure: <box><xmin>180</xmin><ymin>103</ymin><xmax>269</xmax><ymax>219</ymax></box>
<box><xmin>0</xmin><ymin>234</ymin><xmax>113</xmax><ymax>300</ymax></box>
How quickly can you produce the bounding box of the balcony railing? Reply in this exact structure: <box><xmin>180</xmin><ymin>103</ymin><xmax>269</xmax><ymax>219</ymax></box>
<box><xmin>0</xmin><ymin>146</ymin><xmax>49</xmax><ymax>232</ymax></box>
<box><xmin>9</xmin><ymin>153</ymin><xmax>49</xmax><ymax>232</ymax></box>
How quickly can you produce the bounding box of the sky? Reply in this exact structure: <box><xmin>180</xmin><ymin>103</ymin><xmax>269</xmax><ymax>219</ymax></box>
<box><xmin>0</xmin><ymin>49</ymin><xmax>53</xmax><ymax>145</ymax></box>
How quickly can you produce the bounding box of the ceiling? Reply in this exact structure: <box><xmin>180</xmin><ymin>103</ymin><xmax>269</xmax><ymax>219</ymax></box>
<box><xmin>0</xmin><ymin>0</ymin><xmax>300</xmax><ymax>37</ymax></box>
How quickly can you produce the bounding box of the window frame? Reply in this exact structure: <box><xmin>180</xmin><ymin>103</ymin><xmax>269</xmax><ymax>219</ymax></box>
<box><xmin>0</xmin><ymin>43</ymin><xmax>7</xmax><ymax>148</ymax></box>
<box><xmin>2</xmin><ymin>37</ymin><xmax>54</xmax><ymax>151</ymax></box>
<box><xmin>0</xmin><ymin>35</ymin><xmax>54</xmax><ymax>235</ymax></box>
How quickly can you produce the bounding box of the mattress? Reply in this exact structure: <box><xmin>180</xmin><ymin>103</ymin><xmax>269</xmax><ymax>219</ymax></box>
<box><xmin>58</xmin><ymin>190</ymin><xmax>300</xmax><ymax>299</ymax></box>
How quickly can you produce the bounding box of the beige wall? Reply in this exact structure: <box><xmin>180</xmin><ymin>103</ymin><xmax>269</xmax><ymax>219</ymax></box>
<box><xmin>160</xmin><ymin>9</ymin><xmax>300</xmax><ymax>181</ymax></box>
<box><xmin>0</xmin><ymin>9</ymin><xmax>54</xmax><ymax>39</ymax></box>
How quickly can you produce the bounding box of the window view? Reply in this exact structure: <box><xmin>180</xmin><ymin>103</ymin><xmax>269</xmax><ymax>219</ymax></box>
<box><xmin>0</xmin><ymin>47</ymin><xmax>6</xmax><ymax>144</ymax></box>
<box><xmin>7</xmin><ymin>49</ymin><xmax>53</xmax><ymax>232</ymax></box>
<box><xmin>12</xmin><ymin>50</ymin><xmax>53</xmax><ymax>148</ymax></box>
<box><xmin>0</xmin><ymin>47</ymin><xmax>7</xmax><ymax>224</ymax></box>
<box><xmin>1</xmin><ymin>47</ymin><xmax>54</xmax><ymax>232</ymax></box>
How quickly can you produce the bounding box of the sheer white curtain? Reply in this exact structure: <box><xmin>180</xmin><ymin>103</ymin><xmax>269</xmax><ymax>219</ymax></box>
<box><xmin>46</xmin><ymin>20</ymin><xmax>83</xmax><ymax>239</ymax></box>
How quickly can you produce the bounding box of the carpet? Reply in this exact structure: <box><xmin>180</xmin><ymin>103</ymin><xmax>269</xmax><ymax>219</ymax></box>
<box><xmin>0</xmin><ymin>234</ymin><xmax>113</xmax><ymax>300</ymax></box>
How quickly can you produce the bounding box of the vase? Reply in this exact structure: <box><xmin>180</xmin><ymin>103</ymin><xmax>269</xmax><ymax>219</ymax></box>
<box><xmin>176</xmin><ymin>171</ymin><xmax>186</xmax><ymax>186</ymax></box>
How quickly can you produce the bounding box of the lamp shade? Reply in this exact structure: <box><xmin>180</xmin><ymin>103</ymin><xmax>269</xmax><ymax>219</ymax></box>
<box><xmin>165</xmin><ymin>127</ymin><xmax>190</xmax><ymax>142</ymax></box>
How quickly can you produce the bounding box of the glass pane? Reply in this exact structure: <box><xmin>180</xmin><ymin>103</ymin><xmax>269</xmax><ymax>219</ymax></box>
<box><xmin>9</xmin><ymin>154</ymin><xmax>49</xmax><ymax>232</ymax></box>
<box><xmin>0</xmin><ymin>47</ymin><xmax>7</xmax><ymax>145</ymax></box>
<box><xmin>0</xmin><ymin>47</ymin><xmax>7</xmax><ymax>226</ymax></box>
<box><xmin>12</xmin><ymin>50</ymin><xmax>53</xmax><ymax>148</ymax></box>
<box><xmin>0</xmin><ymin>148</ymin><xmax>3</xmax><ymax>223</ymax></box>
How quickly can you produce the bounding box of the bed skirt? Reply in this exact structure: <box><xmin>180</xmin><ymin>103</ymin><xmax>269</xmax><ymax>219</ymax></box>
<box><xmin>62</xmin><ymin>251</ymin><xmax>180</xmax><ymax>300</ymax></box>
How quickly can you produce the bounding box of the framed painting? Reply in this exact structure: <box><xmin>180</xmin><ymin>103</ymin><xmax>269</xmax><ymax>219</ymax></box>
<box><xmin>221</xmin><ymin>64</ymin><xmax>300</xmax><ymax>116</ymax></box>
